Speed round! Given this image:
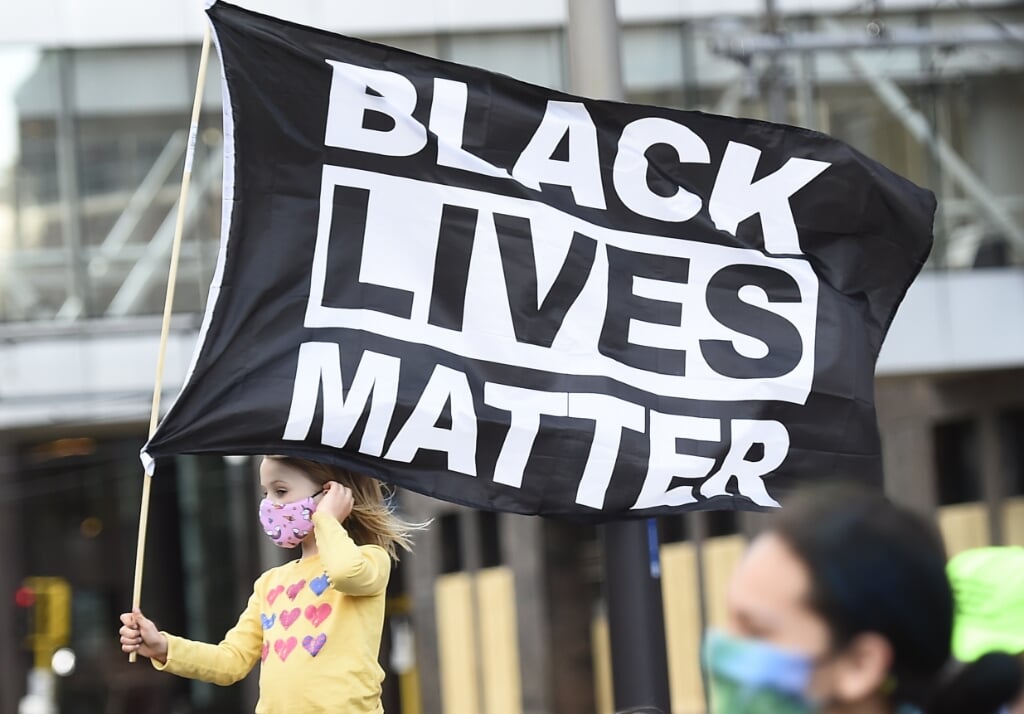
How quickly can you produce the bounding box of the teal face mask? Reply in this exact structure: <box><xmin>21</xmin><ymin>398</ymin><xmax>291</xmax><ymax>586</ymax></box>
<box><xmin>704</xmin><ymin>628</ymin><xmax>819</xmax><ymax>714</ymax></box>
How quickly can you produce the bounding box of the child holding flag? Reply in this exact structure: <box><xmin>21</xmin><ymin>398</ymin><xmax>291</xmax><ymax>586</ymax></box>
<box><xmin>119</xmin><ymin>456</ymin><xmax>424</xmax><ymax>714</ymax></box>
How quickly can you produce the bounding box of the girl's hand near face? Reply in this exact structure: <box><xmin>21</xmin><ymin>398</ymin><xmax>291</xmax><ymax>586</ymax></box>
<box><xmin>318</xmin><ymin>481</ymin><xmax>354</xmax><ymax>523</ymax></box>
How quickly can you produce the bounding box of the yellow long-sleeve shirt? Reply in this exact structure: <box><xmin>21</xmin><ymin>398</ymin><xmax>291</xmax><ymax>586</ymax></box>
<box><xmin>154</xmin><ymin>512</ymin><xmax>390</xmax><ymax>713</ymax></box>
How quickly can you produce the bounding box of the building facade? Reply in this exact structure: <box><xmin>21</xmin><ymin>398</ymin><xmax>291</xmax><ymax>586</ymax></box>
<box><xmin>1</xmin><ymin>1</ymin><xmax>1022</xmax><ymax>713</ymax></box>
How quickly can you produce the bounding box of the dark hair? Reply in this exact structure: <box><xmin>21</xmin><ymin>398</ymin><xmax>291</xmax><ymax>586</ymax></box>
<box><xmin>926</xmin><ymin>652</ymin><xmax>1023</xmax><ymax>714</ymax></box>
<box><xmin>771</xmin><ymin>483</ymin><xmax>1022</xmax><ymax>712</ymax></box>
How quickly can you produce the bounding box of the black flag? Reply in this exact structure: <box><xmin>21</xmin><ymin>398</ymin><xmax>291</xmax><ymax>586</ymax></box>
<box><xmin>143</xmin><ymin>1</ymin><xmax>934</xmax><ymax>521</ymax></box>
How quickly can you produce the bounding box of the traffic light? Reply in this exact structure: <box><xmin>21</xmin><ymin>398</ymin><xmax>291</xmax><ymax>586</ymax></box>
<box><xmin>16</xmin><ymin>577</ymin><xmax>71</xmax><ymax>669</ymax></box>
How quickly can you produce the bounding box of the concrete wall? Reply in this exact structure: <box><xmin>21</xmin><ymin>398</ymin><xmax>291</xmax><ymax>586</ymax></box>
<box><xmin>2</xmin><ymin>0</ymin><xmax>1020</xmax><ymax>47</ymax></box>
<box><xmin>876</xmin><ymin>369</ymin><xmax>1024</xmax><ymax>515</ymax></box>
<box><xmin>0</xmin><ymin>316</ymin><xmax>200</xmax><ymax>431</ymax></box>
<box><xmin>877</xmin><ymin>267</ymin><xmax>1024</xmax><ymax>376</ymax></box>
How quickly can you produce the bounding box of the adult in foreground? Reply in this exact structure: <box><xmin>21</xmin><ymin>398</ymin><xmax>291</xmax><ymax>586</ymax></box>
<box><xmin>706</xmin><ymin>484</ymin><xmax>1021</xmax><ymax>713</ymax></box>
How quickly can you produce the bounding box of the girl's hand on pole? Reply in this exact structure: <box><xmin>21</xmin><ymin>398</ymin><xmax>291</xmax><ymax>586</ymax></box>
<box><xmin>318</xmin><ymin>481</ymin><xmax>354</xmax><ymax>524</ymax></box>
<box><xmin>119</xmin><ymin>608</ymin><xmax>168</xmax><ymax>664</ymax></box>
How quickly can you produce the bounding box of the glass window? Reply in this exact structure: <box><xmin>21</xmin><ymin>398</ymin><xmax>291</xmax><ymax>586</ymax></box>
<box><xmin>368</xmin><ymin>34</ymin><xmax>442</xmax><ymax>59</ymax></box>
<box><xmin>0</xmin><ymin>46</ymin><xmax>67</xmax><ymax>321</ymax></box>
<box><xmin>934</xmin><ymin>418</ymin><xmax>983</xmax><ymax>505</ymax></box>
<box><xmin>1002</xmin><ymin>409</ymin><xmax>1024</xmax><ymax>496</ymax></box>
<box><xmin>439</xmin><ymin>512</ymin><xmax>463</xmax><ymax>573</ymax></box>
<box><xmin>622</xmin><ymin>25</ymin><xmax>685</xmax><ymax>93</ymax></box>
<box><xmin>71</xmin><ymin>45</ymin><xmax>222</xmax><ymax>319</ymax></box>
<box><xmin>448</xmin><ymin>30</ymin><xmax>564</xmax><ymax>89</ymax></box>
<box><xmin>0</xmin><ymin>44</ymin><xmax>224</xmax><ymax>323</ymax></box>
<box><xmin>478</xmin><ymin>510</ymin><xmax>502</xmax><ymax>567</ymax></box>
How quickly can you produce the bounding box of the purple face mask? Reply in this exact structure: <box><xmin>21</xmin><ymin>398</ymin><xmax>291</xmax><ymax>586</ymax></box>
<box><xmin>258</xmin><ymin>490</ymin><xmax>322</xmax><ymax>548</ymax></box>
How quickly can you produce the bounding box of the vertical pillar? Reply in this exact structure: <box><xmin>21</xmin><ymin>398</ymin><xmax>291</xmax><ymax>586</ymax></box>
<box><xmin>176</xmin><ymin>455</ymin><xmax>213</xmax><ymax>708</ymax></box>
<box><xmin>504</xmin><ymin>516</ymin><xmax>549</xmax><ymax>714</ymax></box>
<box><xmin>566</xmin><ymin>0</ymin><xmax>624</xmax><ymax>100</ymax></box>
<box><xmin>54</xmin><ymin>49</ymin><xmax>91</xmax><ymax>317</ymax></box>
<box><xmin>223</xmin><ymin>456</ymin><xmax>258</xmax><ymax>602</ymax></box>
<box><xmin>601</xmin><ymin>522</ymin><xmax>672</xmax><ymax>713</ymax></box>
<box><xmin>978</xmin><ymin>413</ymin><xmax>1006</xmax><ymax>545</ymax></box>
<box><xmin>875</xmin><ymin>378</ymin><xmax>939</xmax><ymax>514</ymax></box>
<box><xmin>762</xmin><ymin>0</ymin><xmax>788</xmax><ymax>123</ymax></box>
<box><xmin>543</xmin><ymin>521</ymin><xmax>598</xmax><ymax>714</ymax></box>
<box><xmin>224</xmin><ymin>455</ymin><xmax>260</xmax><ymax>711</ymax></box>
<box><xmin>0</xmin><ymin>439</ymin><xmax>24</xmax><ymax>714</ymax></box>
<box><xmin>565</xmin><ymin>1</ymin><xmax>671</xmax><ymax>711</ymax></box>
<box><xmin>404</xmin><ymin>492</ymin><xmax>445</xmax><ymax>714</ymax></box>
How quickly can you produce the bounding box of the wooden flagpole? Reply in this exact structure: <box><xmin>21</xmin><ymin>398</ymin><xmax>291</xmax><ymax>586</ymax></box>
<box><xmin>129</xmin><ymin>23</ymin><xmax>213</xmax><ymax>663</ymax></box>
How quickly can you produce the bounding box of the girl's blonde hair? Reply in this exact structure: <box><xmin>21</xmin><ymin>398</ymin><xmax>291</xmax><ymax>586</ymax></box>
<box><xmin>264</xmin><ymin>455</ymin><xmax>427</xmax><ymax>560</ymax></box>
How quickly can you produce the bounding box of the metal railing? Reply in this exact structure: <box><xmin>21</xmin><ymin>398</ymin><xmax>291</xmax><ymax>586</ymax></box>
<box><xmin>1</xmin><ymin>130</ymin><xmax>223</xmax><ymax>323</ymax></box>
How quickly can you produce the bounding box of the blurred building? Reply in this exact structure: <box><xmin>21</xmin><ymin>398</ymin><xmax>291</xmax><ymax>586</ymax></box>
<box><xmin>0</xmin><ymin>1</ymin><xmax>1022</xmax><ymax>713</ymax></box>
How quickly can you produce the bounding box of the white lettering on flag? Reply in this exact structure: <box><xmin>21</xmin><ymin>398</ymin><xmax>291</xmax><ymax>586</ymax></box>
<box><xmin>384</xmin><ymin>364</ymin><xmax>478</xmax><ymax>476</ymax></box>
<box><xmin>612</xmin><ymin>117</ymin><xmax>710</xmax><ymax>222</ymax></box>
<box><xmin>305</xmin><ymin>165</ymin><xmax>819</xmax><ymax>404</ymax></box>
<box><xmin>709</xmin><ymin>141</ymin><xmax>831</xmax><ymax>256</ymax></box>
<box><xmin>282</xmin><ymin>343</ymin><xmax>399</xmax><ymax>455</ymax></box>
